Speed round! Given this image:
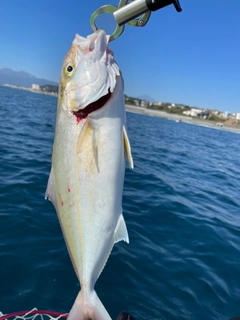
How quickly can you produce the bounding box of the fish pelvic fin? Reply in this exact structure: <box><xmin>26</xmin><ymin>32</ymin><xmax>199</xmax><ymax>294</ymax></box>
<box><xmin>68</xmin><ymin>290</ymin><xmax>112</xmax><ymax>320</ymax></box>
<box><xmin>123</xmin><ymin>125</ymin><xmax>134</xmax><ymax>169</ymax></box>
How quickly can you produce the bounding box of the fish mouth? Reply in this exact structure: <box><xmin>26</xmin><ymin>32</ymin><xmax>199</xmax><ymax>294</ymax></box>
<box><xmin>73</xmin><ymin>89</ymin><xmax>112</xmax><ymax>120</ymax></box>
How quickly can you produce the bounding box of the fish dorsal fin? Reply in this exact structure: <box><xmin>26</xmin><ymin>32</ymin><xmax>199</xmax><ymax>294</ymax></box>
<box><xmin>77</xmin><ymin>119</ymin><xmax>94</xmax><ymax>154</ymax></box>
<box><xmin>45</xmin><ymin>169</ymin><xmax>58</xmax><ymax>211</ymax></box>
<box><xmin>114</xmin><ymin>213</ymin><xmax>129</xmax><ymax>244</ymax></box>
<box><xmin>123</xmin><ymin>125</ymin><xmax>134</xmax><ymax>169</ymax></box>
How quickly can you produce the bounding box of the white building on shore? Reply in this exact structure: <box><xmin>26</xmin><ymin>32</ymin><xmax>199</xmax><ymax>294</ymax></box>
<box><xmin>190</xmin><ymin>108</ymin><xmax>202</xmax><ymax>117</ymax></box>
<box><xmin>32</xmin><ymin>84</ymin><xmax>40</xmax><ymax>91</ymax></box>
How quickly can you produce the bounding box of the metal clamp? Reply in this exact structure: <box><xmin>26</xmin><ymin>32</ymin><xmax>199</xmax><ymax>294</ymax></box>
<box><xmin>90</xmin><ymin>0</ymin><xmax>182</xmax><ymax>42</ymax></box>
<box><xmin>90</xmin><ymin>0</ymin><xmax>151</xmax><ymax>42</ymax></box>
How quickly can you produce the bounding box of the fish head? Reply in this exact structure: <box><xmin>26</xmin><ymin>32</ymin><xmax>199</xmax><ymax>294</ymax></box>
<box><xmin>59</xmin><ymin>29</ymin><xmax>120</xmax><ymax>116</ymax></box>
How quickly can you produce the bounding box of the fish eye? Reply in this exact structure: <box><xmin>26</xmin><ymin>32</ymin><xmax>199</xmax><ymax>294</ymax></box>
<box><xmin>65</xmin><ymin>64</ymin><xmax>74</xmax><ymax>76</ymax></box>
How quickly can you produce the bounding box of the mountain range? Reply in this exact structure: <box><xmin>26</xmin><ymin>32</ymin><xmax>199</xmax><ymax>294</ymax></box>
<box><xmin>0</xmin><ymin>68</ymin><xmax>157</xmax><ymax>103</ymax></box>
<box><xmin>137</xmin><ymin>94</ymin><xmax>156</xmax><ymax>102</ymax></box>
<box><xmin>0</xmin><ymin>68</ymin><xmax>58</xmax><ymax>87</ymax></box>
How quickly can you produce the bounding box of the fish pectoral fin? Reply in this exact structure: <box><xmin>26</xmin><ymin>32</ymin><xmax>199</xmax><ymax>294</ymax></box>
<box><xmin>77</xmin><ymin>119</ymin><xmax>94</xmax><ymax>155</ymax></box>
<box><xmin>77</xmin><ymin>119</ymin><xmax>99</xmax><ymax>171</ymax></box>
<box><xmin>114</xmin><ymin>213</ymin><xmax>129</xmax><ymax>244</ymax></box>
<box><xmin>45</xmin><ymin>169</ymin><xmax>57</xmax><ymax>211</ymax></box>
<box><xmin>123</xmin><ymin>125</ymin><xmax>134</xmax><ymax>169</ymax></box>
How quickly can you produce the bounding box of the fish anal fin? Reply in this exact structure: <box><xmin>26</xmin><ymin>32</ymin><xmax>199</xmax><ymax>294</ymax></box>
<box><xmin>123</xmin><ymin>125</ymin><xmax>134</xmax><ymax>169</ymax></box>
<box><xmin>114</xmin><ymin>213</ymin><xmax>129</xmax><ymax>244</ymax></box>
<box><xmin>45</xmin><ymin>169</ymin><xmax>58</xmax><ymax>211</ymax></box>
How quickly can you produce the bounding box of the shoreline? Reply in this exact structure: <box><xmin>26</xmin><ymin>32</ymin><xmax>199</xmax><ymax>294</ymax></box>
<box><xmin>0</xmin><ymin>84</ymin><xmax>58</xmax><ymax>97</ymax></box>
<box><xmin>125</xmin><ymin>104</ymin><xmax>240</xmax><ymax>134</ymax></box>
<box><xmin>1</xmin><ymin>85</ymin><xmax>239</xmax><ymax>134</ymax></box>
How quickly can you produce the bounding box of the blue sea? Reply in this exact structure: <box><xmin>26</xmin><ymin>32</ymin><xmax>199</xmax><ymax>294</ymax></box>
<box><xmin>1</xmin><ymin>85</ymin><xmax>240</xmax><ymax>320</ymax></box>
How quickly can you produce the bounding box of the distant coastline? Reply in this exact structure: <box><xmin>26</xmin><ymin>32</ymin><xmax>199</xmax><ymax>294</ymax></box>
<box><xmin>0</xmin><ymin>84</ymin><xmax>58</xmax><ymax>97</ymax></box>
<box><xmin>1</xmin><ymin>84</ymin><xmax>240</xmax><ymax>134</ymax></box>
<box><xmin>125</xmin><ymin>104</ymin><xmax>240</xmax><ymax>134</ymax></box>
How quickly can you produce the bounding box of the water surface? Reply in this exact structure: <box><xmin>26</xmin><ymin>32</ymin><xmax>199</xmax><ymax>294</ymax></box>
<box><xmin>1</xmin><ymin>86</ymin><xmax>240</xmax><ymax>320</ymax></box>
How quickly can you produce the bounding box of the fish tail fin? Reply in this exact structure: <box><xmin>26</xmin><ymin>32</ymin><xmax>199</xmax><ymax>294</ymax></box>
<box><xmin>67</xmin><ymin>290</ymin><xmax>112</xmax><ymax>320</ymax></box>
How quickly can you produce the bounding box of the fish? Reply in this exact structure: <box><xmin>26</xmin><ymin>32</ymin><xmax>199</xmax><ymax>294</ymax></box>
<box><xmin>45</xmin><ymin>29</ymin><xmax>133</xmax><ymax>320</ymax></box>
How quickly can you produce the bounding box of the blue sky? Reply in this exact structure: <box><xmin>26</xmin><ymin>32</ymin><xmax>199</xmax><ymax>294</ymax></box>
<box><xmin>0</xmin><ymin>0</ymin><xmax>240</xmax><ymax>112</ymax></box>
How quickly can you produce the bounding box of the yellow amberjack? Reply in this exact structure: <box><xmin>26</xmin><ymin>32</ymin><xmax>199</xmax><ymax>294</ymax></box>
<box><xmin>46</xmin><ymin>30</ymin><xmax>133</xmax><ymax>320</ymax></box>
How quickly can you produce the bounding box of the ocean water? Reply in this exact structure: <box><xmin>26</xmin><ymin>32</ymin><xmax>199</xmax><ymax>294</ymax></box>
<box><xmin>1</xmin><ymin>85</ymin><xmax>240</xmax><ymax>320</ymax></box>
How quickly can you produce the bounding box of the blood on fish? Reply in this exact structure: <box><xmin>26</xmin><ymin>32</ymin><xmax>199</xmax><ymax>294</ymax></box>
<box><xmin>73</xmin><ymin>89</ymin><xmax>111</xmax><ymax>122</ymax></box>
<box><xmin>76</xmin><ymin>117</ymin><xmax>83</xmax><ymax>124</ymax></box>
<box><xmin>107</xmin><ymin>47</ymin><xmax>113</xmax><ymax>55</ymax></box>
<box><xmin>68</xmin><ymin>187</ymin><xmax>71</xmax><ymax>193</ymax></box>
<box><xmin>59</xmin><ymin>194</ymin><xmax>64</xmax><ymax>206</ymax></box>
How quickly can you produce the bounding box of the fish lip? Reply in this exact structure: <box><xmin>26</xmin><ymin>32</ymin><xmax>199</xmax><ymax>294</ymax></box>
<box><xmin>73</xmin><ymin>89</ymin><xmax>112</xmax><ymax>119</ymax></box>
